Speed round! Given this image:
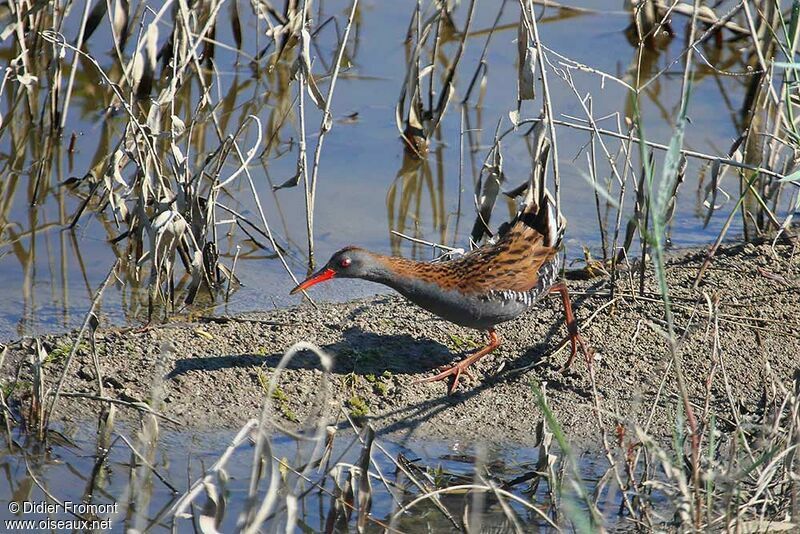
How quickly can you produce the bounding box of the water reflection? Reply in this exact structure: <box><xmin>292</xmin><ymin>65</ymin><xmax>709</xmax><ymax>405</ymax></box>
<box><xmin>0</xmin><ymin>2</ymin><xmax>795</xmax><ymax>340</ymax></box>
<box><xmin>0</xmin><ymin>420</ymin><xmax>615</xmax><ymax>532</ymax></box>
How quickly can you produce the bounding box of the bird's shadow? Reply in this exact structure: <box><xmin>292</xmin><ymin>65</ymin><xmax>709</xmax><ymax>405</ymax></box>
<box><xmin>167</xmin><ymin>327</ymin><xmax>458</xmax><ymax>379</ymax></box>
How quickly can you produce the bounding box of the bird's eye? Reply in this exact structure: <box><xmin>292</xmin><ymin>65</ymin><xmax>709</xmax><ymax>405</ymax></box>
<box><xmin>339</xmin><ymin>257</ymin><xmax>352</xmax><ymax>268</ymax></box>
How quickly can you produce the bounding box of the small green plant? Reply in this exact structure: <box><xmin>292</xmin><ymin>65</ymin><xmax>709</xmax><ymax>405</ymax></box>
<box><xmin>342</xmin><ymin>372</ymin><xmax>359</xmax><ymax>394</ymax></box>
<box><xmin>2</xmin><ymin>380</ymin><xmax>31</xmax><ymax>399</ymax></box>
<box><xmin>271</xmin><ymin>387</ymin><xmax>289</xmax><ymax>403</ymax></box>
<box><xmin>365</xmin><ymin>372</ymin><xmax>390</xmax><ymax>396</ymax></box>
<box><xmin>429</xmin><ymin>464</ymin><xmax>447</xmax><ymax>488</ymax></box>
<box><xmin>447</xmin><ymin>333</ymin><xmax>479</xmax><ymax>351</ymax></box>
<box><xmin>340</xmin><ymin>347</ymin><xmax>383</xmax><ymax>368</ymax></box>
<box><xmin>45</xmin><ymin>341</ymin><xmax>89</xmax><ymax>365</ymax></box>
<box><xmin>271</xmin><ymin>386</ymin><xmax>298</xmax><ymax>422</ymax></box>
<box><xmin>256</xmin><ymin>370</ymin><xmax>298</xmax><ymax>422</ymax></box>
<box><xmin>346</xmin><ymin>395</ymin><xmax>369</xmax><ymax>420</ymax></box>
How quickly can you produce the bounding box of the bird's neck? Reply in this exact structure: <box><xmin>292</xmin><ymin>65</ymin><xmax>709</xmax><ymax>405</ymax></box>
<box><xmin>361</xmin><ymin>254</ymin><xmax>474</xmax><ymax>327</ymax></box>
<box><xmin>361</xmin><ymin>253</ymin><xmax>445</xmax><ymax>293</ymax></box>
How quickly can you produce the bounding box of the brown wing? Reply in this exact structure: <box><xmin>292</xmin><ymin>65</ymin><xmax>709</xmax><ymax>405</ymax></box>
<box><xmin>381</xmin><ymin>221</ymin><xmax>557</xmax><ymax>294</ymax></box>
<box><xmin>381</xmin><ymin>168</ymin><xmax>564</xmax><ymax>294</ymax></box>
<box><xmin>454</xmin><ymin>222</ymin><xmax>557</xmax><ymax>293</ymax></box>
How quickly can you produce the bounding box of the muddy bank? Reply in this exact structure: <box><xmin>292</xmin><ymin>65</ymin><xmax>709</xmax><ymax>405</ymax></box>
<box><xmin>2</xmin><ymin>240</ymin><xmax>799</xmax><ymax>445</ymax></box>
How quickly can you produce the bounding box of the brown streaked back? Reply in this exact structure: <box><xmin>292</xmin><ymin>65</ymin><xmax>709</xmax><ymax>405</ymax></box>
<box><xmin>377</xmin><ymin>166</ymin><xmax>565</xmax><ymax>296</ymax></box>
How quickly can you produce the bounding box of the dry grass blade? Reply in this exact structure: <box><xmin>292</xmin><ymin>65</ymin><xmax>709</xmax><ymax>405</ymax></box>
<box><xmin>171</xmin><ymin>420</ymin><xmax>258</xmax><ymax>516</ymax></box>
<box><xmin>470</xmin><ymin>135</ymin><xmax>505</xmax><ymax>244</ymax></box>
<box><xmin>44</xmin><ymin>260</ymin><xmax>119</xmax><ymax>432</ymax></box>
<box><xmin>516</xmin><ymin>10</ymin><xmax>536</xmax><ymax>102</ymax></box>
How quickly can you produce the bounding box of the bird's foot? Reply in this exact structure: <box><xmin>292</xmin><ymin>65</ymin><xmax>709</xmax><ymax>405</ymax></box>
<box><xmin>413</xmin><ymin>329</ymin><xmax>499</xmax><ymax>394</ymax></box>
<box><xmin>560</xmin><ymin>331</ymin><xmax>594</xmax><ymax>374</ymax></box>
<box><xmin>412</xmin><ymin>362</ymin><xmax>476</xmax><ymax>395</ymax></box>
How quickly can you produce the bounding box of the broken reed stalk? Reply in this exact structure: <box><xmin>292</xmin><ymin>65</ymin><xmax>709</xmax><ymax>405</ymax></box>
<box><xmin>117</xmin><ymin>433</ymin><xmax>178</xmax><ymax>493</ymax></box>
<box><xmin>390</xmin><ymin>230</ymin><xmax>457</xmax><ymax>252</ymax></box>
<box><xmin>43</xmin><ymin>259</ymin><xmax>119</xmax><ymax>432</ymax></box>
<box><xmin>306</xmin><ymin>0</ymin><xmax>360</xmax><ymax>270</ymax></box>
<box><xmin>586</xmin><ymin>98</ymin><xmax>609</xmax><ymax>261</ymax></box>
<box><xmin>461</xmin><ymin>0</ymin><xmax>508</xmax><ymax>106</ymax></box>
<box><xmin>428</xmin><ymin>6</ymin><xmax>442</xmax><ymax>120</ymax></box>
<box><xmin>518</xmin><ymin>0</ymin><xmax>561</xmax><ymax>207</ymax></box>
<box><xmin>638</xmin><ymin>152</ymin><xmax>651</xmax><ymax>297</ymax></box>
<box><xmin>453</xmin><ymin>106</ymin><xmax>466</xmax><ymax>246</ymax></box>
<box><xmin>297</xmin><ymin>0</ymin><xmax>312</xmax><ymax>269</ymax></box>
<box><xmin>427</xmin><ymin>0</ymin><xmax>476</xmax><ymax>136</ymax></box>
<box><xmin>59</xmin><ymin>0</ymin><xmax>94</xmax><ymax>131</ymax></box>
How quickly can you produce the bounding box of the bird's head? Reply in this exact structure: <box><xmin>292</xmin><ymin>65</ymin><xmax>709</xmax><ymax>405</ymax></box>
<box><xmin>290</xmin><ymin>246</ymin><xmax>379</xmax><ymax>294</ymax></box>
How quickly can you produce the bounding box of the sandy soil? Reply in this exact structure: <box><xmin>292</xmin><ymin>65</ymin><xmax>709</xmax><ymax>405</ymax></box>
<box><xmin>2</xmin><ymin>239</ymin><xmax>799</xmax><ymax>446</ymax></box>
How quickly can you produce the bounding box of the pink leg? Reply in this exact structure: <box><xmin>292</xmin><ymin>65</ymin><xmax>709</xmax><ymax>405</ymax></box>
<box><xmin>413</xmin><ymin>329</ymin><xmax>500</xmax><ymax>395</ymax></box>
<box><xmin>550</xmin><ymin>282</ymin><xmax>593</xmax><ymax>371</ymax></box>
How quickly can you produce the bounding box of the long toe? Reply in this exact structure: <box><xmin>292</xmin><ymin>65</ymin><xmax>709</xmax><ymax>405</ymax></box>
<box><xmin>560</xmin><ymin>335</ymin><xmax>578</xmax><ymax>372</ymax></box>
<box><xmin>560</xmin><ymin>333</ymin><xmax>593</xmax><ymax>373</ymax></box>
<box><xmin>413</xmin><ymin>330</ymin><xmax>498</xmax><ymax>393</ymax></box>
<box><xmin>447</xmin><ymin>365</ymin><xmax>476</xmax><ymax>394</ymax></box>
<box><xmin>412</xmin><ymin>364</ymin><xmax>460</xmax><ymax>385</ymax></box>
<box><xmin>412</xmin><ymin>363</ymin><xmax>474</xmax><ymax>394</ymax></box>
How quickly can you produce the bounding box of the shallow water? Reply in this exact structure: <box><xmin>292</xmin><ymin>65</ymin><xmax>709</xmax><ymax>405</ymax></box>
<box><xmin>0</xmin><ymin>421</ymin><xmax>633</xmax><ymax>532</ymax></box>
<box><xmin>0</xmin><ymin>1</ymin><xmax>788</xmax><ymax>341</ymax></box>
